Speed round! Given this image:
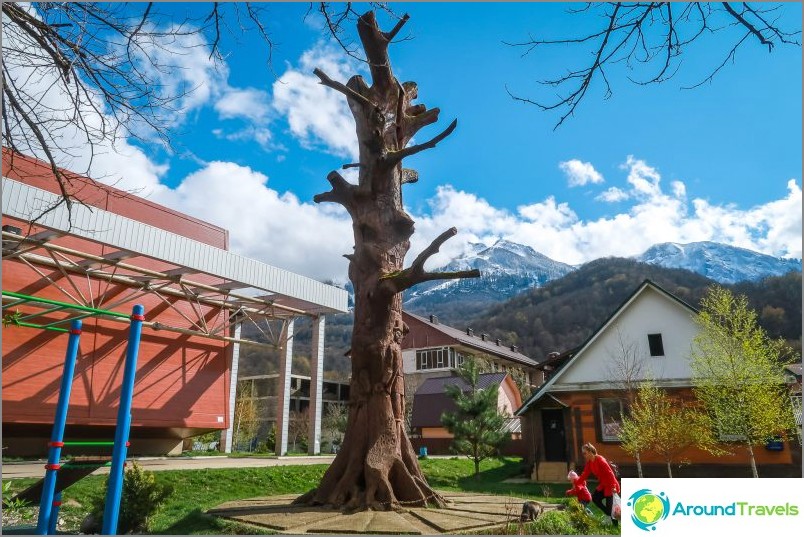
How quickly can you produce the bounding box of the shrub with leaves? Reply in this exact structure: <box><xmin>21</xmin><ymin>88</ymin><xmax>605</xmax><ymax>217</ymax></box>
<box><xmin>89</xmin><ymin>462</ymin><xmax>173</xmax><ymax>534</ymax></box>
<box><xmin>527</xmin><ymin>510</ymin><xmax>577</xmax><ymax>535</ymax></box>
<box><xmin>441</xmin><ymin>357</ymin><xmax>509</xmax><ymax>476</ymax></box>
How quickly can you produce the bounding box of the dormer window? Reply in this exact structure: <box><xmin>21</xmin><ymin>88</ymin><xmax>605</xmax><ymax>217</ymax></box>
<box><xmin>648</xmin><ymin>333</ymin><xmax>665</xmax><ymax>357</ymax></box>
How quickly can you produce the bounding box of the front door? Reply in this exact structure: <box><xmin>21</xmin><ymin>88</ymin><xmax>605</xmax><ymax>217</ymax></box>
<box><xmin>541</xmin><ymin>409</ymin><xmax>567</xmax><ymax>461</ymax></box>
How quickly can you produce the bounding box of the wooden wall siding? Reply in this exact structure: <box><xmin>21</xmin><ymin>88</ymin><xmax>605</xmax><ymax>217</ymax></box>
<box><xmin>547</xmin><ymin>390</ymin><xmax>794</xmax><ymax>469</ymax></box>
<box><xmin>2</xmin><ymin>151</ymin><xmax>231</xmax><ymax>434</ymax></box>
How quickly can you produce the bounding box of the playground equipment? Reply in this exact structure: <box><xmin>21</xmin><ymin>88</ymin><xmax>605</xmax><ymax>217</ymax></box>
<box><xmin>2</xmin><ymin>292</ymin><xmax>144</xmax><ymax>536</ymax></box>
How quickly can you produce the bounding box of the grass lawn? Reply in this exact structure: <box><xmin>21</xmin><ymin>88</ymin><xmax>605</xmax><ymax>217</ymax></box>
<box><xmin>2</xmin><ymin>457</ymin><xmax>619</xmax><ymax>535</ymax></box>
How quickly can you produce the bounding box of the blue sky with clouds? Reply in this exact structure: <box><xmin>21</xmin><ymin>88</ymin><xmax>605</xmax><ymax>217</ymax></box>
<box><xmin>13</xmin><ymin>2</ymin><xmax>803</xmax><ymax>282</ymax></box>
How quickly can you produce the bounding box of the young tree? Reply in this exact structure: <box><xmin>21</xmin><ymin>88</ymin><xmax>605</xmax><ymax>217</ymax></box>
<box><xmin>691</xmin><ymin>286</ymin><xmax>797</xmax><ymax>478</ymax></box>
<box><xmin>620</xmin><ymin>381</ymin><xmax>720</xmax><ymax>477</ymax></box>
<box><xmin>652</xmin><ymin>401</ymin><xmax>720</xmax><ymax>478</ymax></box>
<box><xmin>605</xmin><ymin>327</ymin><xmax>647</xmax><ymax>477</ymax></box>
<box><xmin>233</xmin><ymin>381</ymin><xmax>259</xmax><ymax>451</ymax></box>
<box><xmin>441</xmin><ymin>358</ymin><xmax>509</xmax><ymax>477</ymax></box>
<box><xmin>322</xmin><ymin>403</ymin><xmax>349</xmax><ymax>447</ymax></box>
<box><xmin>288</xmin><ymin>410</ymin><xmax>311</xmax><ymax>453</ymax></box>
<box><xmin>295</xmin><ymin>11</ymin><xmax>479</xmax><ymax>510</ymax></box>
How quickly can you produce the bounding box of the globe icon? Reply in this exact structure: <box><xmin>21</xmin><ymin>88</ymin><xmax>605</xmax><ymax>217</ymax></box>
<box><xmin>633</xmin><ymin>494</ymin><xmax>665</xmax><ymax>525</ymax></box>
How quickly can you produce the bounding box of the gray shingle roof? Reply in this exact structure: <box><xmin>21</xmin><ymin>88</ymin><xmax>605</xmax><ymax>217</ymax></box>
<box><xmin>411</xmin><ymin>372</ymin><xmax>509</xmax><ymax>428</ymax></box>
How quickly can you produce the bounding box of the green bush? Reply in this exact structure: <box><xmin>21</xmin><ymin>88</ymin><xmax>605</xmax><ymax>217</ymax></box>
<box><xmin>526</xmin><ymin>510</ymin><xmax>577</xmax><ymax>535</ymax></box>
<box><xmin>90</xmin><ymin>462</ymin><xmax>173</xmax><ymax>533</ymax></box>
<box><xmin>565</xmin><ymin>498</ymin><xmax>597</xmax><ymax>534</ymax></box>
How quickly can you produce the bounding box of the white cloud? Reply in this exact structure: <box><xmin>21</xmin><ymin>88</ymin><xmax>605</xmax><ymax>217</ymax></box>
<box><xmin>215</xmin><ymin>87</ymin><xmax>271</xmax><ymax>121</ymax></box>
<box><xmin>153</xmin><ymin>162</ymin><xmax>353</xmax><ymax>281</ymax></box>
<box><xmin>406</xmin><ymin>158</ymin><xmax>801</xmax><ymax>268</ymax></box>
<box><xmin>622</xmin><ymin>155</ymin><xmax>662</xmax><ymax>198</ymax></box>
<box><xmin>559</xmin><ymin>159</ymin><xmax>604</xmax><ymax>186</ymax></box>
<box><xmin>127</xmin><ymin>24</ymin><xmax>229</xmax><ymax>131</ymax></box>
<box><xmin>1</xmin><ymin>13</ymin><xmax>173</xmax><ymax>197</ymax></box>
<box><xmin>272</xmin><ymin>44</ymin><xmax>360</xmax><ymax>159</ymax></box>
<box><xmin>596</xmin><ymin>187</ymin><xmax>629</xmax><ymax>203</ymax></box>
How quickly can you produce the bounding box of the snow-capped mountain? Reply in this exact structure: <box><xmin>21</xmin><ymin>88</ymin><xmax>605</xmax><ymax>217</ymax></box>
<box><xmin>403</xmin><ymin>239</ymin><xmax>575</xmax><ymax>312</ymax></box>
<box><xmin>635</xmin><ymin>241</ymin><xmax>801</xmax><ymax>284</ymax></box>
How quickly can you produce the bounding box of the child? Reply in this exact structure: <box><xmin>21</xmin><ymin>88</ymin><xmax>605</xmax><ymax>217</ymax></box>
<box><xmin>566</xmin><ymin>470</ymin><xmax>593</xmax><ymax>514</ymax></box>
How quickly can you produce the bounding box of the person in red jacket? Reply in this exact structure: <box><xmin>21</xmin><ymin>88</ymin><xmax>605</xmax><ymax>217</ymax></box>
<box><xmin>577</xmin><ymin>443</ymin><xmax>620</xmax><ymax>525</ymax></box>
<box><xmin>565</xmin><ymin>470</ymin><xmax>593</xmax><ymax>513</ymax></box>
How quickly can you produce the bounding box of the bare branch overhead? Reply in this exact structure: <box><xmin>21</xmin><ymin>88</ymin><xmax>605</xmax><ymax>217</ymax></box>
<box><xmin>507</xmin><ymin>2</ymin><xmax>801</xmax><ymax>129</ymax></box>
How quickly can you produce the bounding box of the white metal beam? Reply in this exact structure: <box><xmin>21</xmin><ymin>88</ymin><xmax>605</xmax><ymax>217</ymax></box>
<box><xmin>308</xmin><ymin>315</ymin><xmax>325</xmax><ymax>455</ymax></box>
<box><xmin>275</xmin><ymin>319</ymin><xmax>295</xmax><ymax>456</ymax></box>
<box><xmin>223</xmin><ymin>320</ymin><xmax>243</xmax><ymax>453</ymax></box>
<box><xmin>3</xmin><ymin>177</ymin><xmax>348</xmax><ymax>314</ymax></box>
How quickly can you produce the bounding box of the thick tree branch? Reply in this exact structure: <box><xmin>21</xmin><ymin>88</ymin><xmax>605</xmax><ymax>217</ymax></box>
<box><xmin>387</xmin><ymin>119</ymin><xmax>457</xmax><ymax>163</ymax></box>
<box><xmin>313</xmin><ymin>171</ymin><xmax>356</xmax><ymax>208</ymax></box>
<box><xmin>313</xmin><ymin>68</ymin><xmax>376</xmax><ymax>108</ymax></box>
<box><xmin>356</xmin><ymin>11</ymin><xmax>396</xmax><ymax>93</ymax></box>
<box><xmin>400</xmin><ymin>169</ymin><xmax>418</xmax><ymax>185</ymax></box>
<box><xmin>384</xmin><ymin>13</ymin><xmax>410</xmax><ymax>42</ymax></box>
<box><xmin>381</xmin><ymin>227</ymin><xmax>481</xmax><ymax>293</ymax></box>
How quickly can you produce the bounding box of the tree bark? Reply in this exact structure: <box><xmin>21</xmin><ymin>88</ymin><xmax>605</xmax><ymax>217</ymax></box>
<box><xmin>294</xmin><ymin>11</ymin><xmax>479</xmax><ymax>511</ymax></box>
<box><xmin>666</xmin><ymin>460</ymin><xmax>673</xmax><ymax>478</ymax></box>
<box><xmin>635</xmin><ymin>452</ymin><xmax>643</xmax><ymax>478</ymax></box>
<box><xmin>747</xmin><ymin>444</ymin><xmax>759</xmax><ymax>478</ymax></box>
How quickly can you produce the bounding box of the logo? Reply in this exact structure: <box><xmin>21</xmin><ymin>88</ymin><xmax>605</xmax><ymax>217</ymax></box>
<box><xmin>628</xmin><ymin>489</ymin><xmax>671</xmax><ymax>531</ymax></box>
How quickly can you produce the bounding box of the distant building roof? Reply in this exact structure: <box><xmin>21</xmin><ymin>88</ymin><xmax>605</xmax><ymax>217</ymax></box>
<box><xmin>786</xmin><ymin>363</ymin><xmax>802</xmax><ymax>379</ymax></box>
<box><xmin>403</xmin><ymin>311</ymin><xmax>539</xmax><ymax>368</ymax></box>
<box><xmin>411</xmin><ymin>372</ymin><xmax>510</xmax><ymax>428</ymax></box>
<box><xmin>415</xmin><ymin>372</ymin><xmax>508</xmax><ymax>396</ymax></box>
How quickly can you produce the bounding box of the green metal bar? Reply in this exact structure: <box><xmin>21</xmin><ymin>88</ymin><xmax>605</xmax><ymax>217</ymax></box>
<box><xmin>17</xmin><ymin>305</ymin><xmax>71</xmax><ymax>322</ymax></box>
<box><xmin>62</xmin><ymin>441</ymin><xmax>115</xmax><ymax>446</ymax></box>
<box><xmin>1</xmin><ymin>291</ymin><xmax>129</xmax><ymax>318</ymax></box>
<box><xmin>11</xmin><ymin>321</ymin><xmax>69</xmax><ymax>333</ymax></box>
<box><xmin>41</xmin><ymin>312</ymin><xmax>99</xmax><ymax>328</ymax></box>
<box><xmin>2</xmin><ymin>298</ymin><xmax>31</xmax><ymax>309</ymax></box>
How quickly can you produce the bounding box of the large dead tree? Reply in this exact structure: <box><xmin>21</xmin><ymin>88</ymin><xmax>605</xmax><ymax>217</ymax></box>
<box><xmin>295</xmin><ymin>11</ymin><xmax>479</xmax><ymax>510</ymax></box>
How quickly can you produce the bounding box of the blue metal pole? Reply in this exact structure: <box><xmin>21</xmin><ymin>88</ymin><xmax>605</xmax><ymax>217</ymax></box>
<box><xmin>101</xmin><ymin>305</ymin><xmax>144</xmax><ymax>535</ymax></box>
<box><xmin>36</xmin><ymin>320</ymin><xmax>82</xmax><ymax>535</ymax></box>
<box><xmin>48</xmin><ymin>493</ymin><xmax>62</xmax><ymax>535</ymax></box>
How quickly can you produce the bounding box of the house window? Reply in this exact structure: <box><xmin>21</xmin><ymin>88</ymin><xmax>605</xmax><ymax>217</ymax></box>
<box><xmin>417</xmin><ymin>350</ymin><xmax>429</xmax><ymax>370</ymax></box>
<box><xmin>599</xmin><ymin>398</ymin><xmax>625</xmax><ymax>441</ymax></box>
<box><xmin>416</xmin><ymin>347</ymin><xmax>453</xmax><ymax>370</ymax></box>
<box><xmin>436</xmin><ymin>348</ymin><xmax>445</xmax><ymax>368</ymax></box>
<box><xmin>449</xmin><ymin>348</ymin><xmax>456</xmax><ymax>368</ymax></box>
<box><xmin>647</xmin><ymin>333</ymin><xmax>665</xmax><ymax>356</ymax></box>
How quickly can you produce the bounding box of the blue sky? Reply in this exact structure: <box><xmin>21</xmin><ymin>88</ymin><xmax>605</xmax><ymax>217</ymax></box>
<box><xmin>16</xmin><ymin>2</ymin><xmax>803</xmax><ymax>281</ymax></box>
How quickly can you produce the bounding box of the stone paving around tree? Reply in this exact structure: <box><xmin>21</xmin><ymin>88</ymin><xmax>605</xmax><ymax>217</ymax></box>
<box><xmin>207</xmin><ymin>492</ymin><xmax>564</xmax><ymax>534</ymax></box>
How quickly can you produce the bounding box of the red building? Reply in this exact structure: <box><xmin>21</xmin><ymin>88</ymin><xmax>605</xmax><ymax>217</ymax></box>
<box><xmin>2</xmin><ymin>150</ymin><xmax>347</xmax><ymax>455</ymax></box>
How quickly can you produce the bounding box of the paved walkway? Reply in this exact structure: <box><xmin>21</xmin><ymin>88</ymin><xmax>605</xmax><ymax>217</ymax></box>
<box><xmin>208</xmin><ymin>492</ymin><xmax>564</xmax><ymax>534</ymax></box>
<box><xmin>1</xmin><ymin>455</ymin><xmax>336</xmax><ymax>479</ymax></box>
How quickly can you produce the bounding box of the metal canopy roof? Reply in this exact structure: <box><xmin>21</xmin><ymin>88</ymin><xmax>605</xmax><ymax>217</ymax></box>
<box><xmin>2</xmin><ymin>177</ymin><xmax>348</xmax><ymax>316</ymax></box>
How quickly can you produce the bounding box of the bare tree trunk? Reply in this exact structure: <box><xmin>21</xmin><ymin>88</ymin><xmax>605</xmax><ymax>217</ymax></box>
<box><xmin>635</xmin><ymin>452</ymin><xmax>643</xmax><ymax>478</ymax></box>
<box><xmin>666</xmin><ymin>460</ymin><xmax>673</xmax><ymax>478</ymax></box>
<box><xmin>294</xmin><ymin>11</ymin><xmax>478</xmax><ymax>511</ymax></box>
<box><xmin>747</xmin><ymin>444</ymin><xmax>759</xmax><ymax>478</ymax></box>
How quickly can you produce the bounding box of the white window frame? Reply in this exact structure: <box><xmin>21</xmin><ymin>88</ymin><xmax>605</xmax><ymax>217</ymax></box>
<box><xmin>599</xmin><ymin>398</ymin><xmax>625</xmax><ymax>442</ymax></box>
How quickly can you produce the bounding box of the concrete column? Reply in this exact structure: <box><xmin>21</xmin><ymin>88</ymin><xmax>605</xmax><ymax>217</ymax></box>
<box><xmin>308</xmin><ymin>315</ymin><xmax>325</xmax><ymax>454</ymax></box>
<box><xmin>275</xmin><ymin>318</ymin><xmax>294</xmax><ymax>456</ymax></box>
<box><xmin>222</xmin><ymin>320</ymin><xmax>242</xmax><ymax>453</ymax></box>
